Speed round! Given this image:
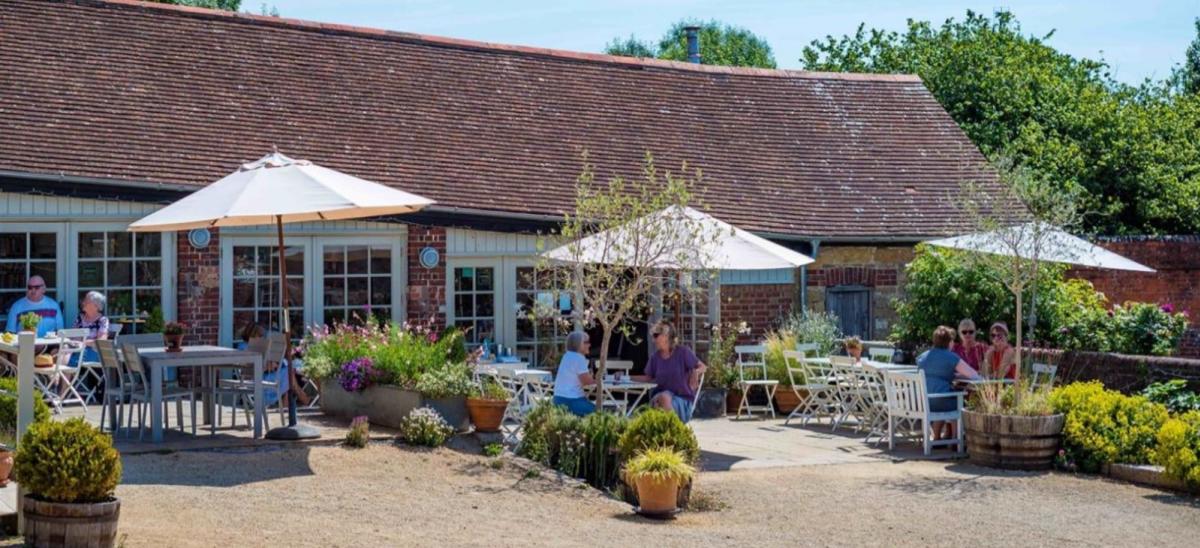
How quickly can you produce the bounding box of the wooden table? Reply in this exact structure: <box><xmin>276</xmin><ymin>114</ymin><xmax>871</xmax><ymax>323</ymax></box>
<box><xmin>137</xmin><ymin>346</ymin><xmax>263</xmax><ymax>443</ymax></box>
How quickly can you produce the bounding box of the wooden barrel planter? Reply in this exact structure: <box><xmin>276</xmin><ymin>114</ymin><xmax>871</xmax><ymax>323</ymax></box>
<box><xmin>963</xmin><ymin>411</ymin><xmax>1065</xmax><ymax>471</ymax></box>
<box><xmin>23</xmin><ymin>496</ymin><xmax>121</xmax><ymax>548</ymax></box>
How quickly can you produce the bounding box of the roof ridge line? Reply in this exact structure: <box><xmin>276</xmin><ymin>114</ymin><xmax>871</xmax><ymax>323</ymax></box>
<box><xmin>86</xmin><ymin>0</ymin><xmax>922</xmax><ymax>82</ymax></box>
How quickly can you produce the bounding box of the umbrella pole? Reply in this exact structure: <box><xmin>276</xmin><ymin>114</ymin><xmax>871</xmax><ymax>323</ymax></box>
<box><xmin>267</xmin><ymin>215</ymin><xmax>319</xmax><ymax>440</ymax></box>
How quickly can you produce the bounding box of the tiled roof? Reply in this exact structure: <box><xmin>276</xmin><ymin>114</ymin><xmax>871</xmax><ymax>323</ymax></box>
<box><xmin>0</xmin><ymin>0</ymin><xmax>1015</xmax><ymax>239</ymax></box>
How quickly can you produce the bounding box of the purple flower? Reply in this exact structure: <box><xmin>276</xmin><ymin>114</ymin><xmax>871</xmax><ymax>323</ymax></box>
<box><xmin>1161</xmin><ymin>303</ymin><xmax>1175</xmax><ymax>314</ymax></box>
<box><xmin>337</xmin><ymin>356</ymin><xmax>377</xmax><ymax>393</ymax></box>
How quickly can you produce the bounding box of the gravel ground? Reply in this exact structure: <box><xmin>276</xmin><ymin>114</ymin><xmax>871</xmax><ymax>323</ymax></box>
<box><xmin>109</xmin><ymin>443</ymin><xmax>1200</xmax><ymax>547</ymax></box>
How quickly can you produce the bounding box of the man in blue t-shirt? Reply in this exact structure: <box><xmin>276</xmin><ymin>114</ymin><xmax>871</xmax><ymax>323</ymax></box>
<box><xmin>5</xmin><ymin>275</ymin><xmax>63</xmax><ymax>337</ymax></box>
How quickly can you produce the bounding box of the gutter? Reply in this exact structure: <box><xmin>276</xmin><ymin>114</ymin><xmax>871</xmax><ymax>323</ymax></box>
<box><xmin>0</xmin><ymin>169</ymin><xmax>199</xmax><ymax>195</ymax></box>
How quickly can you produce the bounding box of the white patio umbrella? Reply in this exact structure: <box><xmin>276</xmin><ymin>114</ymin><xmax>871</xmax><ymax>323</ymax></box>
<box><xmin>130</xmin><ymin>151</ymin><xmax>434</xmax><ymax>438</ymax></box>
<box><xmin>542</xmin><ymin>206</ymin><xmax>814</xmax><ymax>270</ymax></box>
<box><xmin>924</xmin><ymin>222</ymin><xmax>1154</xmax><ymax>273</ymax></box>
<box><xmin>925</xmin><ymin>221</ymin><xmax>1155</xmax><ymax>343</ymax></box>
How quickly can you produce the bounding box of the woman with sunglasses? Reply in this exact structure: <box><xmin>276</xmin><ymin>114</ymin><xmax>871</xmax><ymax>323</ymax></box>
<box><xmin>631</xmin><ymin>321</ymin><xmax>706</xmax><ymax>423</ymax></box>
<box><xmin>950</xmin><ymin>318</ymin><xmax>985</xmax><ymax>371</ymax></box>
<box><xmin>983</xmin><ymin>322</ymin><xmax>1018</xmax><ymax>379</ymax></box>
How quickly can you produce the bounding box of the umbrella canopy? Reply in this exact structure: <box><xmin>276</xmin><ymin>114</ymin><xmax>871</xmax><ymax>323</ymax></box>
<box><xmin>543</xmin><ymin>206</ymin><xmax>813</xmax><ymax>270</ymax></box>
<box><xmin>129</xmin><ymin>152</ymin><xmax>434</xmax><ymax>232</ymax></box>
<box><xmin>925</xmin><ymin>222</ymin><xmax>1155</xmax><ymax>272</ymax></box>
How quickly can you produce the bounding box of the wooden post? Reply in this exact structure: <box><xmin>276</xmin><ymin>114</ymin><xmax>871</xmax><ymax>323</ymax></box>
<box><xmin>16</xmin><ymin>331</ymin><xmax>34</xmax><ymax>535</ymax></box>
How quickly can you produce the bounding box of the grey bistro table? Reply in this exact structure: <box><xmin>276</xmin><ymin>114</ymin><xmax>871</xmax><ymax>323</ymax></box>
<box><xmin>137</xmin><ymin>346</ymin><xmax>264</xmax><ymax>443</ymax></box>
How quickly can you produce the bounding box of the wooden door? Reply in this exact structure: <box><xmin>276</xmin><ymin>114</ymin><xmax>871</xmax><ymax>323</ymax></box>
<box><xmin>826</xmin><ymin>285</ymin><xmax>871</xmax><ymax>339</ymax></box>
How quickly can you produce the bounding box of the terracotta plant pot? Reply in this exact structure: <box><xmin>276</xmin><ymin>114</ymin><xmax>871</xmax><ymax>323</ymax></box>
<box><xmin>963</xmin><ymin>410</ymin><xmax>1065</xmax><ymax>471</ymax></box>
<box><xmin>725</xmin><ymin>389</ymin><xmax>743</xmax><ymax>414</ymax></box>
<box><xmin>465</xmin><ymin>397</ymin><xmax>507</xmax><ymax>433</ymax></box>
<box><xmin>634</xmin><ymin>476</ymin><xmax>681</xmax><ymax>514</ymax></box>
<box><xmin>163</xmin><ymin>333</ymin><xmax>184</xmax><ymax>353</ymax></box>
<box><xmin>23</xmin><ymin>495</ymin><xmax>121</xmax><ymax>548</ymax></box>
<box><xmin>773</xmin><ymin>389</ymin><xmax>806</xmax><ymax>414</ymax></box>
<box><xmin>0</xmin><ymin>448</ymin><xmax>12</xmax><ymax>487</ymax></box>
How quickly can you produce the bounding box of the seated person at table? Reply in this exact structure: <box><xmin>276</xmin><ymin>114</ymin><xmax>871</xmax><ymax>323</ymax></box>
<box><xmin>632</xmin><ymin>321</ymin><xmax>706</xmax><ymax>423</ymax></box>
<box><xmin>950</xmin><ymin>318</ymin><xmax>986</xmax><ymax>371</ymax></box>
<box><xmin>983</xmin><ymin>322</ymin><xmax>1018</xmax><ymax>380</ymax></box>
<box><xmin>844</xmin><ymin>336</ymin><xmax>863</xmax><ymax>363</ymax></box>
<box><xmin>5</xmin><ymin>275</ymin><xmax>63</xmax><ymax>337</ymax></box>
<box><xmin>917</xmin><ymin>325</ymin><xmax>980</xmax><ymax>441</ymax></box>
<box><xmin>552</xmin><ymin>331</ymin><xmax>596</xmax><ymax>417</ymax></box>
<box><xmin>233</xmin><ymin>322</ymin><xmax>291</xmax><ymax>406</ymax></box>
<box><xmin>71</xmin><ymin>291</ymin><xmax>110</xmax><ymax>365</ymax></box>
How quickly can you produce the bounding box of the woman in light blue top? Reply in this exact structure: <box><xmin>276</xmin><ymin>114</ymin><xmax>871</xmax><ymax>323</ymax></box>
<box><xmin>917</xmin><ymin>325</ymin><xmax>980</xmax><ymax>442</ymax></box>
<box><xmin>552</xmin><ymin>331</ymin><xmax>596</xmax><ymax>417</ymax></box>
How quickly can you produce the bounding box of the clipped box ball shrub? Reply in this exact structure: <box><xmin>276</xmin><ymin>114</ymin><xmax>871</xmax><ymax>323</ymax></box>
<box><xmin>0</xmin><ymin>377</ymin><xmax>51</xmax><ymax>432</ymax></box>
<box><xmin>14</xmin><ymin>418</ymin><xmax>121</xmax><ymax>503</ymax></box>
<box><xmin>618</xmin><ymin>408</ymin><xmax>700</xmax><ymax>465</ymax></box>
<box><xmin>1050</xmin><ymin>382</ymin><xmax>1169</xmax><ymax>473</ymax></box>
<box><xmin>399</xmin><ymin>407</ymin><xmax>454</xmax><ymax>447</ymax></box>
<box><xmin>1153</xmin><ymin>411</ymin><xmax>1200</xmax><ymax>489</ymax></box>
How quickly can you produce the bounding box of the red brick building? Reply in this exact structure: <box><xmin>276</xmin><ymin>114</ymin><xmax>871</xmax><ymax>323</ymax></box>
<box><xmin>0</xmin><ymin>0</ymin><xmax>1014</xmax><ymax>366</ymax></box>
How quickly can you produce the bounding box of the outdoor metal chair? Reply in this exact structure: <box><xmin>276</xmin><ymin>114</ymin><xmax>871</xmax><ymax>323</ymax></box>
<box><xmin>94</xmin><ymin>339</ymin><xmax>128</xmax><ymax>435</ymax></box>
<box><xmin>218</xmin><ymin>332</ymin><xmax>288</xmax><ymax>429</ymax></box>
<box><xmin>868</xmin><ymin>346</ymin><xmax>896</xmax><ymax>363</ymax></box>
<box><xmin>881</xmin><ymin>369</ymin><xmax>964</xmax><ymax>456</ymax></box>
<box><xmin>829</xmin><ymin>356</ymin><xmax>869</xmax><ymax>432</ymax></box>
<box><xmin>75</xmin><ymin>322</ymin><xmax>123</xmax><ymax>404</ymax></box>
<box><xmin>794</xmin><ymin>342</ymin><xmax>819</xmax><ymax>358</ymax></box>
<box><xmin>33</xmin><ymin>328</ymin><xmax>88</xmax><ymax>414</ymax></box>
<box><xmin>782</xmin><ymin>350</ymin><xmax>835</xmax><ymax>426</ymax></box>
<box><xmin>859</xmin><ymin>362</ymin><xmax>891</xmax><ymax>445</ymax></box>
<box><xmin>734</xmin><ymin>345</ymin><xmax>777</xmax><ymax>419</ymax></box>
<box><xmin>1031</xmin><ymin>362</ymin><xmax>1058</xmax><ymax>390</ymax></box>
<box><xmin>121</xmin><ymin>342</ymin><xmax>197</xmax><ymax>441</ymax></box>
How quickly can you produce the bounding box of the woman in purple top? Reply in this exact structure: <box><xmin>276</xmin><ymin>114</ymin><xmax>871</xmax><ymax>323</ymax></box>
<box><xmin>632</xmin><ymin>321</ymin><xmax>706</xmax><ymax>423</ymax></box>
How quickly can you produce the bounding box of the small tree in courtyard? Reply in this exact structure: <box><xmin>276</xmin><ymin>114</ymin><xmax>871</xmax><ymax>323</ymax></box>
<box><xmin>954</xmin><ymin>159</ymin><xmax>1085</xmax><ymax>380</ymax></box>
<box><xmin>539</xmin><ymin>153</ymin><xmax>723</xmax><ymax>398</ymax></box>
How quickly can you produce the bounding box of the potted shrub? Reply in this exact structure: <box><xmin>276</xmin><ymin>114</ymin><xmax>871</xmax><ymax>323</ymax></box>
<box><xmin>18</xmin><ymin>311</ymin><xmax>40</xmax><ymax>333</ymax></box>
<box><xmin>162</xmin><ymin>321</ymin><xmax>186</xmax><ymax>352</ymax></box>
<box><xmin>617</xmin><ymin>408</ymin><xmax>700</xmax><ymax>508</ymax></box>
<box><xmin>0</xmin><ymin>377</ymin><xmax>50</xmax><ymax>486</ymax></box>
<box><xmin>14</xmin><ymin>418</ymin><xmax>122</xmax><ymax>547</ymax></box>
<box><xmin>963</xmin><ymin>379</ymin><xmax>1065</xmax><ymax>470</ymax></box>
<box><xmin>416</xmin><ymin>362</ymin><xmax>473</xmax><ymax>432</ymax></box>
<box><xmin>623</xmin><ymin>447</ymin><xmax>695</xmax><ymax>516</ymax></box>
<box><xmin>466</xmin><ymin>377</ymin><xmax>509</xmax><ymax>433</ymax></box>
<box><xmin>698</xmin><ymin>322</ymin><xmax>745</xmax><ymax>418</ymax></box>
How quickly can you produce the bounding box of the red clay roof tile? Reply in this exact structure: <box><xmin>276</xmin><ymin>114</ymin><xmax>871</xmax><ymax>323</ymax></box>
<box><xmin>0</xmin><ymin>0</ymin><xmax>1015</xmax><ymax>238</ymax></box>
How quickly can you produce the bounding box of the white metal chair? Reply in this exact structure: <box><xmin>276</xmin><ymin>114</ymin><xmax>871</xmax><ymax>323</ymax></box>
<box><xmin>868</xmin><ymin>346</ymin><xmax>896</xmax><ymax>363</ymax></box>
<box><xmin>782</xmin><ymin>350</ymin><xmax>834</xmax><ymax>426</ymax></box>
<box><xmin>829</xmin><ymin>356</ymin><xmax>870</xmax><ymax>432</ymax></box>
<box><xmin>858</xmin><ymin>362</ymin><xmax>891</xmax><ymax>444</ymax></box>
<box><xmin>1030</xmin><ymin>362</ymin><xmax>1058</xmax><ymax>390</ymax></box>
<box><xmin>881</xmin><ymin>369</ymin><xmax>964</xmax><ymax>456</ymax></box>
<box><xmin>734</xmin><ymin>345</ymin><xmax>777</xmax><ymax>419</ymax></box>
<box><xmin>33</xmin><ymin>328</ymin><xmax>89</xmax><ymax>414</ymax></box>
<box><xmin>121</xmin><ymin>342</ymin><xmax>197</xmax><ymax>440</ymax></box>
<box><xmin>74</xmin><ymin>323</ymin><xmax>123</xmax><ymax>404</ymax></box>
<box><xmin>794</xmin><ymin>343</ymin><xmax>819</xmax><ymax>358</ymax></box>
<box><xmin>599</xmin><ymin>359</ymin><xmax>635</xmax><ymax>414</ymax></box>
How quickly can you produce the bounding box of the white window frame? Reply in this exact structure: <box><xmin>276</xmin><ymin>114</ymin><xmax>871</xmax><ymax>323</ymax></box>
<box><xmin>445</xmin><ymin>258</ymin><xmax>504</xmax><ymax>347</ymax></box>
<box><xmin>0</xmin><ymin>222</ymin><xmax>174</xmax><ymax>329</ymax></box>
<box><xmin>220</xmin><ymin>234</ymin><xmax>405</xmax><ymax>347</ymax></box>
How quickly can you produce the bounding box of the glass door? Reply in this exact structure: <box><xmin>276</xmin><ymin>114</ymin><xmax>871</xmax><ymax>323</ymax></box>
<box><xmin>318</xmin><ymin>242</ymin><xmax>395</xmax><ymax>326</ymax></box>
<box><xmin>448</xmin><ymin>261</ymin><xmax>500</xmax><ymax>348</ymax></box>
<box><xmin>224</xmin><ymin>238</ymin><xmax>309</xmax><ymax>344</ymax></box>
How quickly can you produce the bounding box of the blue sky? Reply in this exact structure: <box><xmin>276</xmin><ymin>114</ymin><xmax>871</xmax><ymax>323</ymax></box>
<box><xmin>265</xmin><ymin>1</ymin><xmax>1199</xmax><ymax>85</ymax></box>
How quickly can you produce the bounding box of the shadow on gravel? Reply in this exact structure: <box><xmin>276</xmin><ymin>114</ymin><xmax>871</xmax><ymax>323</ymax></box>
<box><xmin>121</xmin><ymin>445</ymin><xmax>315</xmax><ymax>487</ymax></box>
<box><xmin>1143</xmin><ymin>493</ymin><xmax>1200</xmax><ymax>508</ymax></box>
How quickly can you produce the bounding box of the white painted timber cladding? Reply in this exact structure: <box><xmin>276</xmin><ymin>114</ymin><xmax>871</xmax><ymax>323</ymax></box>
<box><xmin>0</xmin><ymin>191</ymin><xmax>161</xmax><ymax>219</ymax></box>
<box><xmin>720</xmin><ymin>268</ymin><xmax>796</xmax><ymax>285</ymax></box>
<box><xmin>446</xmin><ymin>228</ymin><xmax>550</xmax><ymax>257</ymax></box>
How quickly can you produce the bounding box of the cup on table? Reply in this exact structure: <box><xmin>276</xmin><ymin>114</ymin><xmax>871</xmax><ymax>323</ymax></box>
<box><xmin>613</xmin><ymin>371</ymin><xmax>624</xmax><ymax>383</ymax></box>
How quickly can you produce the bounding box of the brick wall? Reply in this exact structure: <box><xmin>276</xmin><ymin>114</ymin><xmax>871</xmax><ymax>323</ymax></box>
<box><xmin>1068</xmin><ymin>236</ymin><xmax>1200</xmax><ymax>358</ymax></box>
<box><xmin>720</xmin><ymin>283</ymin><xmax>795</xmax><ymax>339</ymax></box>
<box><xmin>406</xmin><ymin>225</ymin><xmax>446</xmax><ymax>328</ymax></box>
<box><xmin>1031</xmin><ymin>348</ymin><xmax>1200</xmax><ymax>394</ymax></box>
<box><xmin>805</xmin><ymin>245</ymin><xmax>913</xmax><ymax>339</ymax></box>
<box><xmin>176</xmin><ymin>229</ymin><xmax>220</xmax><ymax>345</ymax></box>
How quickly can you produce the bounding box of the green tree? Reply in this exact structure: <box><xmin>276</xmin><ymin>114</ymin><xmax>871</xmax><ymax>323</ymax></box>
<box><xmin>801</xmin><ymin>10</ymin><xmax>1200</xmax><ymax>236</ymax></box>
<box><xmin>1170</xmin><ymin>18</ymin><xmax>1200</xmax><ymax>95</ymax></box>
<box><xmin>605</xmin><ymin>20</ymin><xmax>776</xmax><ymax>68</ymax></box>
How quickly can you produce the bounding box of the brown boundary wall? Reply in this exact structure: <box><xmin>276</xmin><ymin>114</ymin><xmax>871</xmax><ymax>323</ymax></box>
<box><xmin>1032</xmin><ymin>349</ymin><xmax>1200</xmax><ymax>394</ymax></box>
<box><xmin>1068</xmin><ymin>236</ymin><xmax>1200</xmax><ymax>358</ymax></box>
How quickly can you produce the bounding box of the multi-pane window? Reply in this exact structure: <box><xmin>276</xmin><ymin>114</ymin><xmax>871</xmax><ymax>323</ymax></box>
<box><xmin>0</xmin><ymin>232</ymin><xmax>57</xmax><ymax>328</ymax></box>
<box><xmin>77</xmin><ymin>232</ymin><xmax>161</xmax><ymax>333</ymax></box>
<box><xmin>323</xmin><ymin>245</ymin><xmax>392</xmax><ymax>326</ymax></box>
<box><xmin>232</xmin><ymin>245</ymin><xmax>304</xmax><ymax>337</ymax></box>
<box><xmin>664</xmin><ymin>273</ymin><xmax>712</xmax><ymax>355</ymax></box>
<box><xmin>453</xmin><ymin>267</ymin><xmax>495</xmax><ymax>345</ymax></box>
<box><xmin>514</xmin><ymin>267</ymin><xmax>573</xmax><ymax>368</ymax></box>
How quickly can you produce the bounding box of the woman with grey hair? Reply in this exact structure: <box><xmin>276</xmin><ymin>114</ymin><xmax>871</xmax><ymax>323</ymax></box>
<box><xmin>72</xmin><ymin>290</ymin><xmax>110</xmax><ymax>363</ymax></box>
<box><xmin>552</xmin><ymin>330</ymin><xmax>597</xmax><ymax>416</ymax></box>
